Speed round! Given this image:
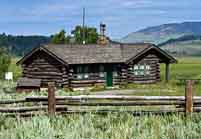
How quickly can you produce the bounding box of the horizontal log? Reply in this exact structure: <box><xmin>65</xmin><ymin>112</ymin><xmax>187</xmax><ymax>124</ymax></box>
<box><xmin>4</xmin><ymin>109</ymin><xmax>185</xmax><ymax>117</ymax></box>
<box><xmin>23</xmin><ymin>71</ymin><xmax>62</xmax><ymax>76</ymax></box>
<box><xmin>62</xmin><ymin>108</ymin><xmax>185</xmax><ymax>115</ymax></box>
<box><xmin>25</xmin><ymin>74</ymin><xmax>62</xmax><ymax>79</ymax></box>
<box><xmin>27</xmin><ymin>65</ymin><xmax>61</xmax><ymax>69</ymax></box>
<box><xmin>0</xmin><ymin>106</ymin><xmax>68</xmax><ymax>113</ymax></box>
<box><xmin>24</xmin><ymin>68</ymin><xmax>61</xmax><ymax>73</ymax></box>
<box><xmin>25</xmin><ymin>95</ymin><xmax>201</xmax><ymax>102</ymax></box>
<box><xmin>193</xmin><ymin>107</ymin><xmax>201</xmax><ymax>112</ymax></box>
<box><xmin>69</xmin><ymin>83</ymin><xmax>105</xmax><ymax>88</ymax></box>
<box><xmin>0</xmin><ymin>99</ymin><xmax>26</xmax><ymax>104</ymax></box>
<box><xmin>31</xmin><ymin>62</ymin><xmax>58</xmax><ymax>66</ymax></box>
<box><xmin>43</xmin><ymin>101</ymin><xmax>185</xmax><ymax>106</ymax></box>
<box><xmin>70</xmin><ymin>79</ymin><xmax>105</xmax><ymax>84</ymax></box>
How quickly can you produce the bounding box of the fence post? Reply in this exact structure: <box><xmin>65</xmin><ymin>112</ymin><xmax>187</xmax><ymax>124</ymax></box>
<box><xmin>48</xmin><ymin>82</ymin><xmax>56</xmax><ymax>116</ymax></box>
<box><xmin>185</xmin><ymin>80</ymin><xmax>194</xmax><ymax>114</ymax></box>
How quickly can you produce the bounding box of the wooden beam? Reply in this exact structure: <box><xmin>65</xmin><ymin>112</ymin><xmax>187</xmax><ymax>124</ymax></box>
<box><xmin>44</xmin><ymin>101</ymin><xmax>185</xmax><ymax>106</ymax></box>
<box><xmin>48</xmin><ymin>82</ymin><xmax>56</xmax><ymax>115</ymax></box>
<box><xmin>185</xmin><ymin>80</ymin><xmax>194</xmax><ymax>114</ymax></box>
<box><xmin>26</xmin><ymin>95</ymin><xmax>201</xmax><ymax>102</ymax></box>
<box><xmin>165</xmin><ymin>63</ymin><xmax>170</xmax><ymax>82</ymax></box>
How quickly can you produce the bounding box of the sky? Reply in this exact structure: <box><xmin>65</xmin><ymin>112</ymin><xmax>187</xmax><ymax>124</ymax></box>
<box><xmin>0</xmin><ymin>0</ymin><xmax>201</xmax><ymax>39</ymax></box>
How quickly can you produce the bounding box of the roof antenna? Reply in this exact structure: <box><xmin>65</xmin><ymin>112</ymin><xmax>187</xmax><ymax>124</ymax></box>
<box><xmin>82</xmin><ymin>7</ymin><xmax>86</xmax><ymax>45</ymax></box>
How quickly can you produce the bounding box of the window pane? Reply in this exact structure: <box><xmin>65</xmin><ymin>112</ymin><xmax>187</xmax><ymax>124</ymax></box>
<box><xmin>140</xmin><ymin>65</ymin><xmax>145</xmax><ymax>70</ymax></box>
<box><xmin>84</xmin><ymin>74</ymin><xmax>89</xmax><ymax>79</ymax></box>
<box><xmin>113</xmin><ymin>72</ymin><xmax>118</xmax><ymax>77</ymax></box>
<box><xmin>77</xmin><ymin>74</ymin><xmax>83</xmax><ymax>79</ymax></box>
<box><xmin>134</xmin><ymin>65</ymin><xmax>138</xmax><ymax>70</ymax></box>
<box><xmin>146</xmin><ymin>65</ymin><xmax>151</xmax><ymax>70</ymax></box>
<box><xmin>77</xmin><ymin>66</ymin><xmax>82</xmax><ymax>73</ymax></box>
<box><xmin>99</xmin><ymin>72</ymin><xmax>105</xmax><ymax>78</ymax></box>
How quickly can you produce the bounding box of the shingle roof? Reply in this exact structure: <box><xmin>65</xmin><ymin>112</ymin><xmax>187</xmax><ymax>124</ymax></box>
<box><xmin>17</xmin><ymin>43</ymin><xmax>177</xmax><ymax>65</ymax></box>
<box><xmin>43</xmin><ymin>43</ymin><xmax>151</xmax><ymax>64</ymax></box>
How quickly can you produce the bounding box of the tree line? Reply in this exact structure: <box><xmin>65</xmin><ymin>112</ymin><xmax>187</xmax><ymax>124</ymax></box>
<box><xmin>0</xmin><ymin>33</ymin><xmax>50</xmax><ymax>56</ymax></box>
<box><xmin>0</xmin><ymin>25</ymin><xmax>99</xmax><ymax>56</ymax></box>
<box><xmin>51</xmin><ymin>25</ymin><xmax>98</xmax><ymax>44</ymax></box>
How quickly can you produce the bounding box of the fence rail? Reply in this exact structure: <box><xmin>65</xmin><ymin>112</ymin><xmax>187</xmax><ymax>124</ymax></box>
<box><xmin>0</xmin><ymin>80</ymin><xmax>200</xmax><ymax>117</ymax></box>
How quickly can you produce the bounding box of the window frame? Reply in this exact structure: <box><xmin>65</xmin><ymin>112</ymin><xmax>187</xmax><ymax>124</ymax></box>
<box><xmin>132</xmin><ymin>64</ymin><xmax>151</xmax><ymax>76</ymax></box>
<box><xmin>76</xmin><ymin>65</ymin><xmax>90</xmax><ymax>79</ymax></box>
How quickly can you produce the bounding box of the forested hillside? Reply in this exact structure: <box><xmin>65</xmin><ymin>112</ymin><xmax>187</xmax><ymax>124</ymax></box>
<box><xmin>159</xmin><ymin>35</ymin><xmax>201</xmax><ymax>56</ymax></box>
<box><xmin>0</xmin><ymin>33</ymin><xmax>50</xmax><ymax>56</ymax></box>
<box><xmin>122</xmin><ymin>21</ymin><xmax>201</xmax><ymax>44</ymax></box>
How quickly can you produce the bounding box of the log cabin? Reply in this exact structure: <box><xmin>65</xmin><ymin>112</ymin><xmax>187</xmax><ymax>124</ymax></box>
<box><xmin>16</xmin><ymin>42</ymin><xmax>177</xmax><ymax>91</ymax></box>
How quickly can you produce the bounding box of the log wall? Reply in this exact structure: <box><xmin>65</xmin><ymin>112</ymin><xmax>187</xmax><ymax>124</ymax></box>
<box><xmin>22</xmin><ymin>51</ymin><xmax>68</xmax><ymax>87</ymax></box>
<box><xmin>125</xmin><ymin>54</ymin><xmax>160</xmax><ymax>83</ymax></box>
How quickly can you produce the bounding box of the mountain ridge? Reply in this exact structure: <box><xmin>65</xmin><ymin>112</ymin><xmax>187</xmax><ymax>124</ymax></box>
<box><xmin>122</xmin><ymin>21</ymin><xmax>201</xmax><ymax>44</ymax></box>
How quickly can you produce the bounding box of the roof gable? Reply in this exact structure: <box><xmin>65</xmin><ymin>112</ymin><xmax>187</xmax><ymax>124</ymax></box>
<box><xmin>125</xmin><ymin>45</ymin><xmax>177</xmax><ymax>64</ymax></box>
<box><xmin>17</xmin><ymin>47</ymin><xmax>68</xmax><ymax>66</ymax></box>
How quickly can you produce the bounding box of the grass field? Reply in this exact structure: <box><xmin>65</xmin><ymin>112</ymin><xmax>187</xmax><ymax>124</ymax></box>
<box><xmin>162</xmin><ymin>40</ymin><xmax>201</xmax><ymax>56</ymax></box>
<box><xmin>1</xmin><ymin>57</ymin><xmax>201</xmax><ymax>139</ymax></box>
<box><xmin>1</xmin><ymin>113</ymin><xmax>201</xmax><ymax>139</ymax></box>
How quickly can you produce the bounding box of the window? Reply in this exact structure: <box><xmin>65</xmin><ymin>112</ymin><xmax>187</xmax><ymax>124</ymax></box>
<box><xmin>132</xmin><ymin>64</ymin><xmax>151</xmax><ymax>76</ymax></box>
<box><xmin>77</xmin><ymin>66</ymin><xmax>82</xmax><ymax>73</ymax></box>
<box><xmin>99</xmin><ymin>65</ymin><xmax>105</xmax><ymax>78</ymax></box>
<box><xmin>76</xmin><ymin>66</ymin><xmax>83</xmax><ymax>79</ymax></box>
<box><xmin>139</xmin><ymin>65</ymin><xmax>145</xmax><ymax>70</ymax></box>
<box><xmin>77</xmin><ymin>74</ymin><xmax>83</xmax><ymax>79</ymax></box>
<box><xmin>113</xmin><ymin>72</ymin><xmax>118</xmax><ymax>77</ymax></box>
<box><xmin>113</xmin><ymin>65</ymin><xmax>119</xmax><ymax>77</ymax></box>
<box><xmin>76</xmin><ymin>66</ymin><xmax>90</xmax><ymax>79</ymax></box>
<box><xmin>83</xmin><ymin>66</ymin><xmax>89</xmax><ymax>79</ymax></box>
<box><xmin>146</xmin><ymin>65</ymin><xmax>151</xmax><ymax>70</ymax></box>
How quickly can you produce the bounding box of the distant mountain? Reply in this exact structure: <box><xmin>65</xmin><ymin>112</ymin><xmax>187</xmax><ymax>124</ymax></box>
<box><xmin>159</xmin><ymin>35</ymin><xmax>201</xmax><ymax>56</ymax></box>
<box><xmin>121</xmin><ymin>21</ymin><xmax>201</xmax><ymax>44</ymax></box>
<box><xmin>0</xmin><ymin>33</ymin><xmax>50</xmax><ymax>56</ymax></box>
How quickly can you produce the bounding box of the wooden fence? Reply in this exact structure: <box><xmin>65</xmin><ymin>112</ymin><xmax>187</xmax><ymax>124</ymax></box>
<box><xmin>0</xmin><ymin>80</ymin><xmax>201</xmax><ymax>117</ymax></box>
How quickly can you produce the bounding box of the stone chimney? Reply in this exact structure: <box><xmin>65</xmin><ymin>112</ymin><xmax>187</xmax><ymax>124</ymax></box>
<box><xmin>97</xmin><ymin>23</ymin><xmax>109</xmax><ymax>45</ymax></box>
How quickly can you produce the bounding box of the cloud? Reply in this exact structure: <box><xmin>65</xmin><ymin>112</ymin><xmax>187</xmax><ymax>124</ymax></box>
<box><xmin>121</xmin><ymin>0</ymin><xmax>153</xmax><ymax>8</ymax></box>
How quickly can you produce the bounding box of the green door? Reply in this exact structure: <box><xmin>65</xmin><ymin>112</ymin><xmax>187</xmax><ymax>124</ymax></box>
<box><xmin>106</xmin><ymin>71</ymin><xmax>113</xmax><ymax>87</ymax></box>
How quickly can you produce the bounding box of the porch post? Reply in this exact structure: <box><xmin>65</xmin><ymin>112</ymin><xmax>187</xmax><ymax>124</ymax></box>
<box><xmin>165</xmin><ymin>63</ymin><xmax>170</xmax><ymax>82</ymax></box>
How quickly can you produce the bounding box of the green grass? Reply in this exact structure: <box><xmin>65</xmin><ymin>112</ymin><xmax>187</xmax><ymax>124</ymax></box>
<box><xmin>0</xmin><ymin>113</ymin><xmax>201</xmax><ymax>139</ymax></box>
